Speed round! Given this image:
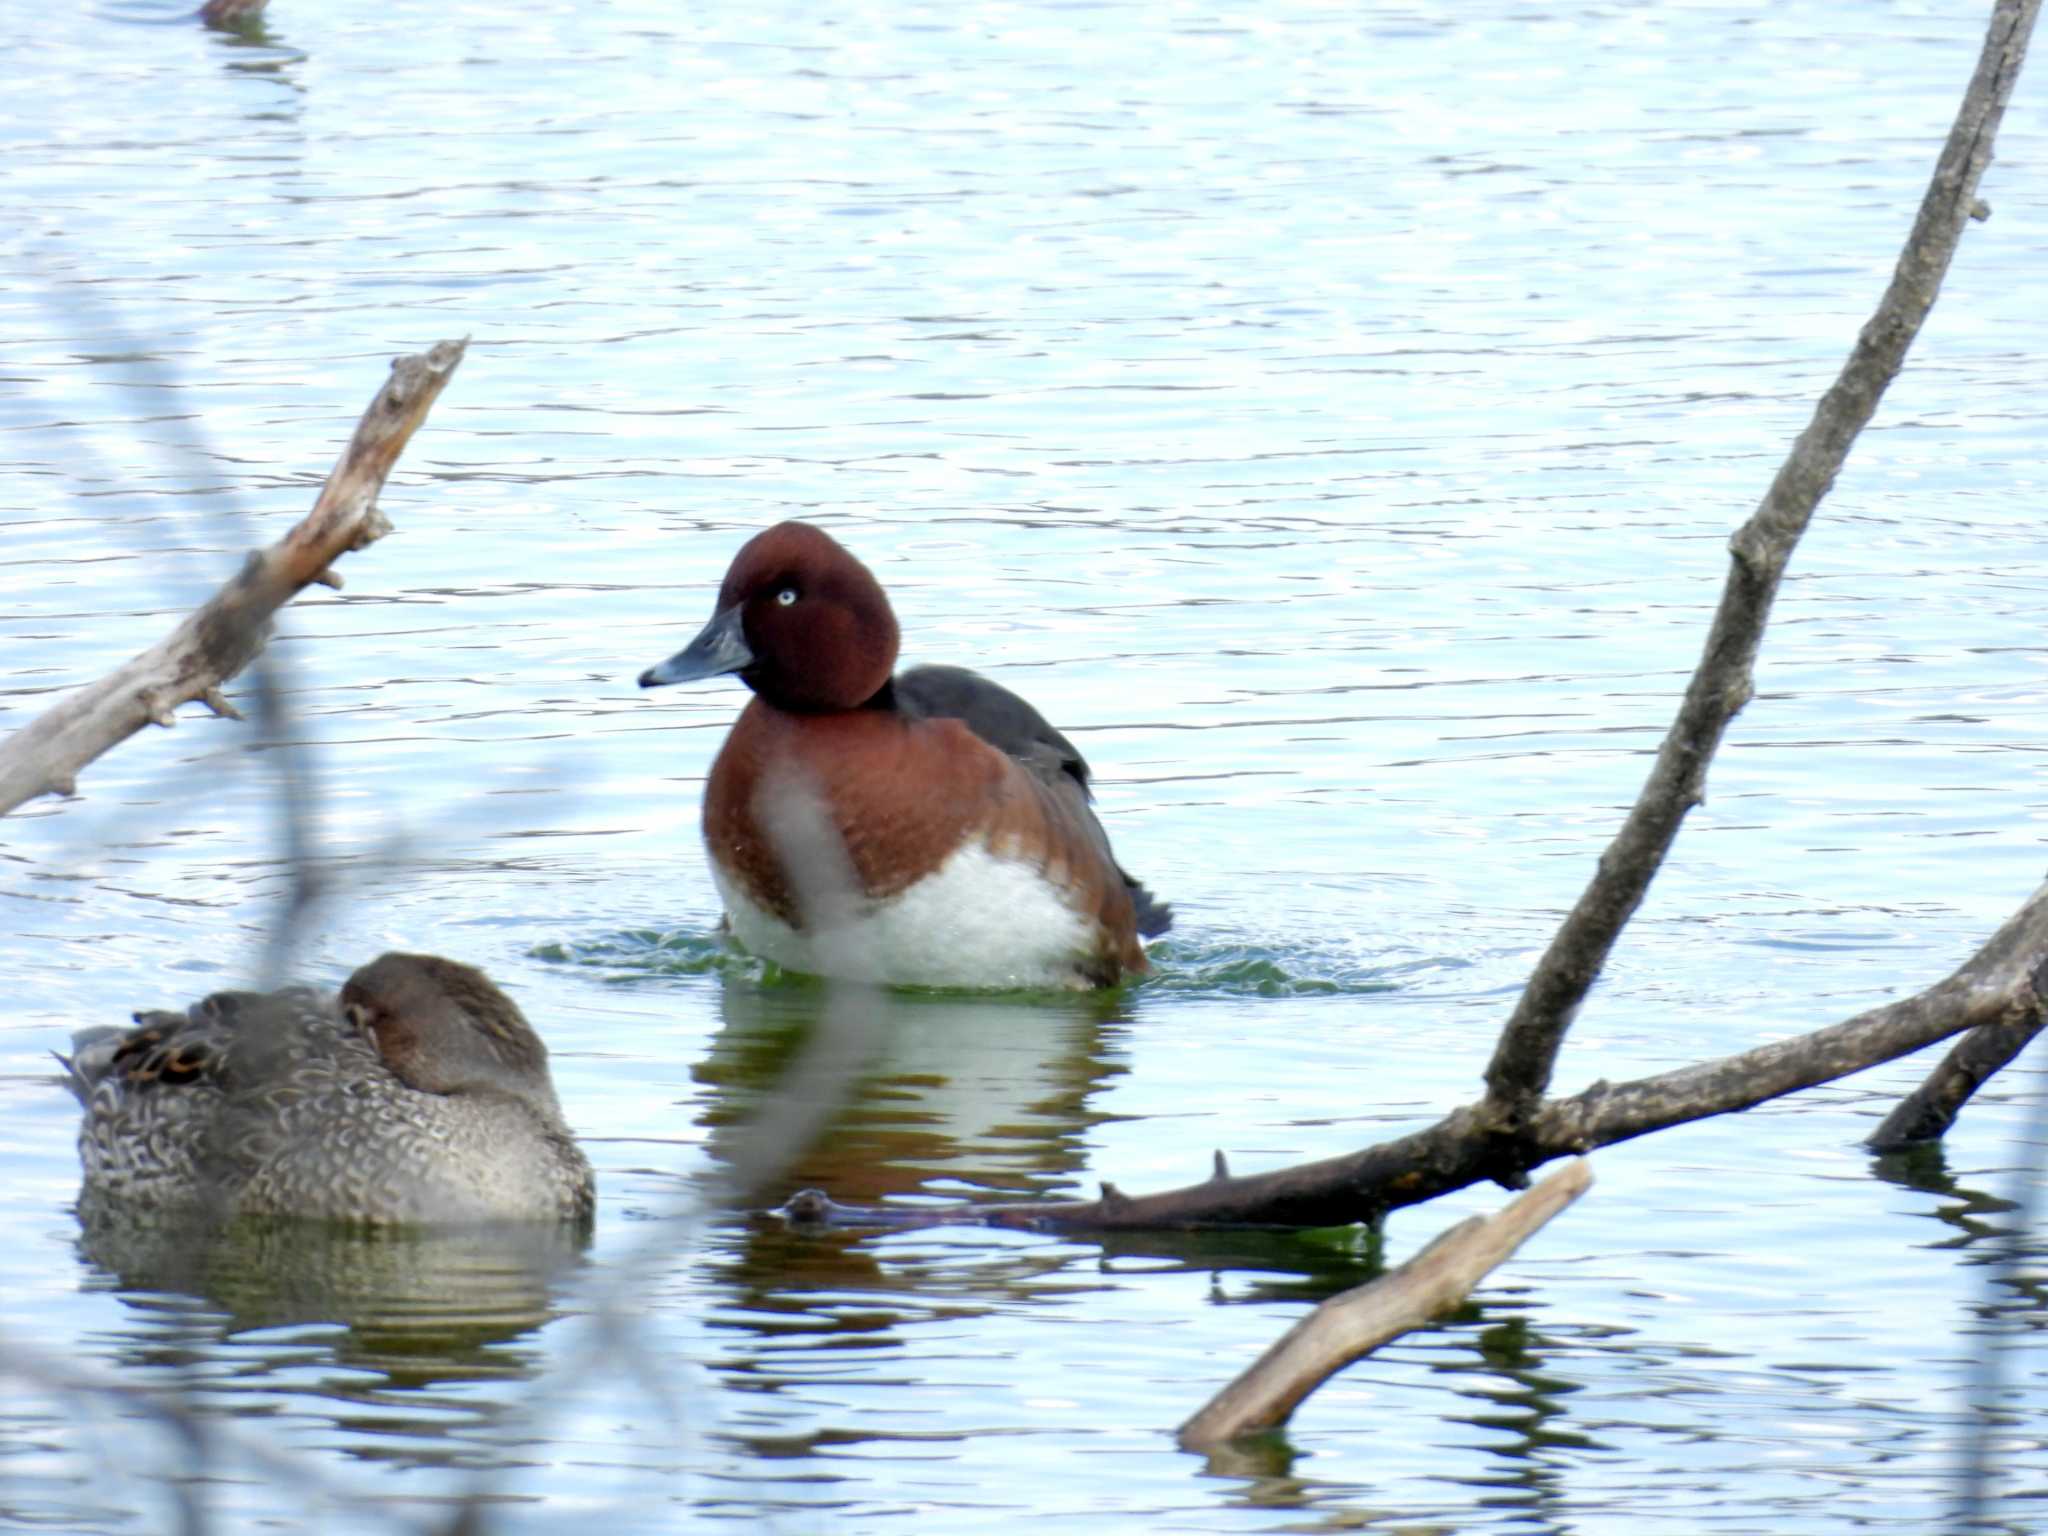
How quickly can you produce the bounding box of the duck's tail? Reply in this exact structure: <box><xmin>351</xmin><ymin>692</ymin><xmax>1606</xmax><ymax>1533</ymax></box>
<box><xmin>1122</xmin><ymin>870</ymin><xmax>1173</xmax><ymax>940</ymax></box>
<box><xmin>54</xmin><ymin>1026</ymin><xmax>132</xmax><ymax>1105</ymax></box>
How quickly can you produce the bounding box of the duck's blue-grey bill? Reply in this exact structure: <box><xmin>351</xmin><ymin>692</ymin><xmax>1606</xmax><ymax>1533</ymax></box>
<box><xmin>639</xmin><ymin>603</ymin><xmax>753</xmax><ymax>688</ymax></box>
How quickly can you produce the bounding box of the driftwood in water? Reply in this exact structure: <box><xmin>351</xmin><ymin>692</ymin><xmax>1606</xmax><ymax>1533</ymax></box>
<box><xmin>1177</xmin><ymin>1160</ymin><xmax>1592</xmax><ymax>1449</ymax></box>
<box><xmin>0</xmin><ymin>339</ymin><xmax>467</xmax><ymax>818</ymax></box>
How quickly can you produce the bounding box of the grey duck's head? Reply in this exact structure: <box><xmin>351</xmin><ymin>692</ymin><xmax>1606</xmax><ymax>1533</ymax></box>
<box><xmin>340</xmin><ymin>953</ymin><xmax>565</xmax><ymax>1124</ymax></box>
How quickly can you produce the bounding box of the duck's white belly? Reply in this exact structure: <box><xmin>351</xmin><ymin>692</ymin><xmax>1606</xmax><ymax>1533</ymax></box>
<box><xmin>711</xmin><ymin>840</ymin><xmax>1098</xmax><ymax>990</ymax></box>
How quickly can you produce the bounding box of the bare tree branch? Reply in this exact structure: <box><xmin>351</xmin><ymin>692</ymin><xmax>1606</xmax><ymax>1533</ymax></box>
<box><xmin>1176</xmin><ymin>1160</ymin><xmax>1592</xmax><ymax>1448</ymax></box>
<box><xmin>0</xmin><ymin>338</ymin><xmax>468</xmax><ymax>817</ymax></box>
<box><xmin>1478</xmin><ymin>0</ymin><xmax>2040</xmax><ymax>1130</ymax></box>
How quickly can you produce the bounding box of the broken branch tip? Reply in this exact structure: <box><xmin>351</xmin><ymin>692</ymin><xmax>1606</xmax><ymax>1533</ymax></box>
<box><xmin>201</xmin><ymin>688</ymin><xmax>243</xmax><ymax>722</ymax></box>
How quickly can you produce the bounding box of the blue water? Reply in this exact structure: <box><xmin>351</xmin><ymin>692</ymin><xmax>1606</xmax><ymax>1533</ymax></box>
<box><xmin>1</xmin><ymin>0</ymin><xmax>2046</xmax><ymax>1530</ymax></box>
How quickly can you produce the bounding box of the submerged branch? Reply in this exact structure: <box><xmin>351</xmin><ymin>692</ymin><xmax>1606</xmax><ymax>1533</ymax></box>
<box><xmin>1866</xmin><ymin>1013</ymin><xmax>2047</xmax><ymax>1151</ymax></box>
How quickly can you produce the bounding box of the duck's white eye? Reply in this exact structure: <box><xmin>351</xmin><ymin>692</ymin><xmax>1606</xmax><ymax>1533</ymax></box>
<box><xmin>775</xmin><ymin>587</ymin><xmax>799</xmax><ymax>606</ymax></box>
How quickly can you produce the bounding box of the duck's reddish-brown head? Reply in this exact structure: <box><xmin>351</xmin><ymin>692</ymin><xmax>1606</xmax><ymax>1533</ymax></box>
<box><xmin>638</xmin><ymin>521</ymin><xmax>900</xmax><ymax>712</ymax></box>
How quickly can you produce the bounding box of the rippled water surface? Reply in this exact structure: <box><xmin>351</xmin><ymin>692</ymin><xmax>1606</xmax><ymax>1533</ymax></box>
<box><xmin>2</xmin><ymin>0</ymin><xmax>2046</xmax><ymax>1531</ymax></box>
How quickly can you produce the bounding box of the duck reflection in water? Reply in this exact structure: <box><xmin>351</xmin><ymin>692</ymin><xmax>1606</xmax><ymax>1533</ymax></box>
<box><xmin>692</xmin><ymin>971</ymin><xmax>1134</xmax><ymax>1317</ymax></box>
<box><xmin>689</xmin><ymin>971</ymin><xmax>1396</xmax><ymax>1471</ymax></box>
<box><xmin>74</xmin><ymin>1214</ymin><xmax>590</xmax><ymax>1398</ymax></box>
<box><xmin>700</xmin><ymin>972</ymin><xmax>1133</xmax><ymax>1210</ymax></box>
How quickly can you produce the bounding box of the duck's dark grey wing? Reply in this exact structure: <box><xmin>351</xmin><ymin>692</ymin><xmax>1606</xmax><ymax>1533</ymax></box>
<box><xmin>891</xmin><ymin>663</ymin><xmax>1090</xmax><ymax>794</ymax></box>
<box><xmin>890</xmin><ymin>663</ymin><xmax>1172</xmax><ymax>939</ymax></box>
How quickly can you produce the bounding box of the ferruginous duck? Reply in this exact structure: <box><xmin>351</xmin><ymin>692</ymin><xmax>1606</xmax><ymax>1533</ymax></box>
<box><xmin>637</xmin><ymin>521</ymin><xmax>1170</xmax><ymax>989</ymax></box>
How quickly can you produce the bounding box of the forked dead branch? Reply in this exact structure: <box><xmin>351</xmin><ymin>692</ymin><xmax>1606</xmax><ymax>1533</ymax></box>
<box><xmin>802</xmin><ymin>0</ymin><xmax>2043</xmax><ymax>1444</ymax></box>
<box><xmin>0</xmin><ymin>338</ymin><xmax>468</xmax><ymax>818</ymax></box>
<box><xmin>788</xmin><ymin>0</ymin><xmax>2044</xmax><ymax>1242</ymax></box>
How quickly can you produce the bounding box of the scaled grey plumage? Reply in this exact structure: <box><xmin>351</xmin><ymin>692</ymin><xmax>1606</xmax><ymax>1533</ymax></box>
<box><xmin>63</xmin><ymin>953</ymin><xmax>594</xmax><ymax>1226</ymax></box>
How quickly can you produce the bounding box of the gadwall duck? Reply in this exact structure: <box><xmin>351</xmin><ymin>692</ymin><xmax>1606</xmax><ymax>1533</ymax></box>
<box><xmin>63</xmin><ymin>953</ymin><xmax>594</xmax><ymax>1225</ymax></box>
